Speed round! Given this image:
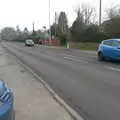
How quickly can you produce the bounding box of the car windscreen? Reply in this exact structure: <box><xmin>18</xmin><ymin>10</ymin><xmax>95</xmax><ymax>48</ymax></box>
<box><xmin>27</xmin><ymin>40</ymin><xmax>34</xmax><ymax>43</ymax></box>
<box><xmin>103</xmin><ymin>40</ymin><xmax>113</xmax><ymax>46</ymax></box>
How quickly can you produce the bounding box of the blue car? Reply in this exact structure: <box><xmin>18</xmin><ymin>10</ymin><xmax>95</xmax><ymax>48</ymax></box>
<box><xmin>0</xmin><ymin>80</ymin><xmax>14</xmax><ymax>120</ymax></box>
<box><xmin>98</xmin><ymin>39</ymin><xmax>120</xmax><ymax>61</ymax></box>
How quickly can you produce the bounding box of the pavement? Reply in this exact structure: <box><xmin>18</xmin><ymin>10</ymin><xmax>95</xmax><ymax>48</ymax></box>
<box><xmin>2</xmin><ymin>42</ymin><xmax>120</xmax><ymax>120</ymax></box>
<box><xmin>0</xmin><ymin>44</ymin><xmax>77</xmax><ymax>120</ymax></box>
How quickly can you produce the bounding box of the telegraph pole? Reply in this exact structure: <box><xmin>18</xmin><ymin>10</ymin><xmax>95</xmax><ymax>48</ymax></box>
<box><xmin>99</xmin><ymin>0</ymin><xmax>102</xmax><ymax>25</ymax></box>
<box><xmin>49</xmin><ymin>0</ymin><xmax>51</xmax><ymax>40</ymax></box>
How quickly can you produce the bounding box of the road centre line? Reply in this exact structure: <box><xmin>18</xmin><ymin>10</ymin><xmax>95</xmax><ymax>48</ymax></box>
<box><xmin>60</xmin><ymin>53</ymin><xmax>76</xmax><ymax>58</ymax></box>
<box><xmin>63</xmin><ymin>56</ymin><xmax>88</xmax><ymax>63</ymax></box>
<box><xmin>106</xmin><ymin>66</ymin><xmax>120</xmax><ymax>72</ymax></box>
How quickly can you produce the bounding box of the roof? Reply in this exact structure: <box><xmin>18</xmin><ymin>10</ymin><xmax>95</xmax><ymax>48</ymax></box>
<box><xmin>114</xmin><ymin>39</ymin><xmax>120</xmax><ymax>41</ymax></box>
<box><xmin>103</xmin><ymin>39</ymin><xmax>120</xmax><ymax>42</ymax></box>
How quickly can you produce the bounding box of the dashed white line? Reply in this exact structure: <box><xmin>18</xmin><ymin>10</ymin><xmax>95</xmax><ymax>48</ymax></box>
<box><xmin>75</xmin><ymin>50</ymin><xmax>97</xmax><ymax>54</ymax></box>
<box><xmin>63</xmin><ymin>56</ymin><xmax>88</xmax><ymax>63</ymax></box>
<box><xmin>61</xmin><ymin>53</ymin><xmax>88</xmax><ymax>63</ymax></box>
<box><xmin>60</xmin><ymin>53</ymin><xmax>76</xmax><ymax>58</ymax></box>
<box><xmin>106</xmin><ymin>66</ymin><xmax>120</xmax><ymax>72</ymax></box>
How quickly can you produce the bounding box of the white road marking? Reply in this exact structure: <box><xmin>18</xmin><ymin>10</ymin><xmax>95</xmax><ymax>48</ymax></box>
<box><xmin>106</xmin><ymin>66</ymin><xmax>120</xmax><ymax>72</ymax></box>
<box><xmin>60</xmin><ymin>53</ymin><xmax>76</xmax><ymax>58</ymax></box>
<box><xmin>63</xmin><ymin>56</ymin><xmax>88</xmax><ymax>63</ymax></box>
<box><xmin>75</xmin><ymin>50</ymin><xmax>97</xmax><ymax>54</ymax></box>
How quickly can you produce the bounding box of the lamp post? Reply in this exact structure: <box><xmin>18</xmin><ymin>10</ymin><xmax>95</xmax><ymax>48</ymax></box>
<box><xmin>32</xmin><ymin>22</ymin><xmax>35</xmax><ymax>33</ymax></box>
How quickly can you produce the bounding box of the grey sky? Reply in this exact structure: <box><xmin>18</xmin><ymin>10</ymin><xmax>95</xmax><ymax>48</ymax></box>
<box><xmin>0</xmin><ymin>0</ymin><xmax>119</xmax><ymax>30</ymax></box>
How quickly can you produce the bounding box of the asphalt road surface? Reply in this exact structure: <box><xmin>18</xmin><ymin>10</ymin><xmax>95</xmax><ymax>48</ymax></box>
<box><xmin>3</xmin><ymin>42</ymin><xmax>120</xmax><ymax>120</ymax></box>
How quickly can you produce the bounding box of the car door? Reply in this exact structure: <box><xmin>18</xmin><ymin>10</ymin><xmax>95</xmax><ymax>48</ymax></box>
<box><xmin>102</xmin><ymin>40</ymin><xmax>114</xmax><ymax>58</ymax></box>
<box><xmin>110</xmin><ymin>40</ymin><xmax>120</xmax><ymax>59</ymax></box>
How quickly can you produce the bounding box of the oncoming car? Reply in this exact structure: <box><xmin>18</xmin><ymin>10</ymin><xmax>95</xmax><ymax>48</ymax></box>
<box><xmin>0</xmin><ymin>80</ymin><xmax>14</xmax><ymax>120</ymax></box>
<box><xmin>98</xmin><ymin>39</ymin><xmax>120</xmax><ymax>61</ymax></box>
<box><xmin>25</xmin><ymin>39</ymin><xmax>34</xmax><ymax>47</ymax></box>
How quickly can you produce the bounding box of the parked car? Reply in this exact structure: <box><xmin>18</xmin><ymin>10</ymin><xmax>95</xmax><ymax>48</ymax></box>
<box><xmin>98</xmin><ymin>39</ymin><xmax>120</xmax><ymax>61</ymax></box>
<box><xmin>0</xmin><ymin>80</ymin><xmax>14</xmax><ymax>120</ymax></box>
<box><xmin>25</xmin><ymin>39</ymin><xmax>34</xmax><ymax>46</ymax></box>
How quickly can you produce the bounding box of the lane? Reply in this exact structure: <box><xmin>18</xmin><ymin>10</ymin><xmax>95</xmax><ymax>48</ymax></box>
<box><xmin>11</xmin><ymin>42</ymin><xmax>120</xmax><ymax>69</ymax></box>
<box><xmin>10</xmin><ymin>42</ymin><xmax>120</xmax><ymax>71</ymax></box>
<box><xmin>3</xmin><ymin>42</ymin><xmax>120</xmax><ymax>120</ymax></box>
<box><xmin>11</xmin><ymin>42</ymin><xmax>97</xmax><ymax>62</ymax></box>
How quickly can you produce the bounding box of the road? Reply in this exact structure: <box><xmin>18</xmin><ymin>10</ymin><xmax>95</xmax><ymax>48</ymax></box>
<box><xmin>3</xmin><ymin>42</ymin><xmax>120</xmax><ymax>120</ymax></box>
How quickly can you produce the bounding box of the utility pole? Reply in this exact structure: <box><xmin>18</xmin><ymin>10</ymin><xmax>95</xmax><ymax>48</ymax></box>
<box><xmin>99</xmin><ymin>0</ymin><xmax>102</xmax><ymax>25</ymax></box>
<box><xmin>49</xmin><ymin>0</ymin><xmax>51</xmax><ymax>40</ymax></box>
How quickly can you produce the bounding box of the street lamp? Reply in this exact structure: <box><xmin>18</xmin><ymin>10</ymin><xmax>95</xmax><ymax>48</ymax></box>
<box><xmin>99</xmin><ymin>0</ymin><xmax>102</xmax><ymax>25</ymax></box>
<box><xmin>32</xmin><ymin>22</ymin><xmax>35</xmax><ymax>33</ymax></box>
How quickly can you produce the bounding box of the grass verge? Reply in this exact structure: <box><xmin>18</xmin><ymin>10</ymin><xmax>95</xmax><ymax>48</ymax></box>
<box><xmin>69</xmin><ymin>42</ymin><xmax>98</xmax><ymax>51</ymax></box>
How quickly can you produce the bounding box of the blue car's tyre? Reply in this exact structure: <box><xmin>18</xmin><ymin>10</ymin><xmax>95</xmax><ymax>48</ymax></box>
<box><xmin>98</xmin><ymin>52</ymin><xmax>104</xmax><ymax>61</ymax></box>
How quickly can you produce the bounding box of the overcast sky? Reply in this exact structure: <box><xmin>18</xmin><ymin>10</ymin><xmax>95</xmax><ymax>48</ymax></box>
<box><xmin>0</xmin><ymin>0</ymin><xmax>120</xmax><ymax>30</ymax></box>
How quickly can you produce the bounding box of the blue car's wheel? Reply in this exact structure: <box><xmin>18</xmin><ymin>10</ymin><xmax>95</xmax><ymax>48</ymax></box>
<box><xmin>98</xmin><ymin>52</ymin><xmax>104</xmax><ymax>61</ymax></box>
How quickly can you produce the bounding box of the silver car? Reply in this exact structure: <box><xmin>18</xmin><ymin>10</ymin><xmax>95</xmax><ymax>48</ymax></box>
<box><xmin>25</xmin><ymin>39</ymin><xmax>34</xmax><ymax>47</ymax></box>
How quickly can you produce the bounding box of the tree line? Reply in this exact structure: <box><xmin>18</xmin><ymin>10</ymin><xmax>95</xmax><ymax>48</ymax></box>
<box><xmin>51</xmin><ymin>4</ymin><xmax>120</xmax><ymax>44</ymax></box>
<box><xmin>0</xmin><ymin>26</ymin><xmax>49</xmax><ymax>43</ymax></box>
<box><xmin>1</xmin><ymin>4</ymin><xmax>120</xmax><ymax>44</ymax></box>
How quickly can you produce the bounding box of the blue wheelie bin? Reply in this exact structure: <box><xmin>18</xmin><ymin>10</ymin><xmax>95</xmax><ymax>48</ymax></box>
<box><xmin>0</xmin><ymin>80</ymin><xmax>14</xmax><ymax>120</ymax></box>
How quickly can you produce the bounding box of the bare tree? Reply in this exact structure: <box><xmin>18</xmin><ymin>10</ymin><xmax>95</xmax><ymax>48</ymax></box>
<box><xmin>103</xmin><ymin>5</ymin><xmax>120</xmax><ymax>37</ymax></box>
<box><xmin>1</xmin><ymin>27</ymin><xmax>16</xmax><ymax>41</ymax></box>
<box><xmin>58</xmin><ymin>12</ymin><xmax>68</xmax><ymax>35</ymax></box>
<box><xmin>57</xmin><ymin>11</ymin><xmax>68</xmax><ymax>45</ymax></box>
<box><xmin>106</xmin><ymin>6</ymin><xmax>120</xmax><ymax>20</ymax></box>
<box><xmin>75</xmin><ymin>4</ymin><xmax>96</xmax><ymax>25</ymax></box>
